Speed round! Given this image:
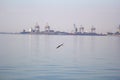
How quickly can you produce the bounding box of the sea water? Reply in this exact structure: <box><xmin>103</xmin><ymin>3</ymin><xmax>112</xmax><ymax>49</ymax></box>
<box><xmin>0</xmin><ymin>34</ymin><xmax>120</xmax><ymax>80</ymax></box>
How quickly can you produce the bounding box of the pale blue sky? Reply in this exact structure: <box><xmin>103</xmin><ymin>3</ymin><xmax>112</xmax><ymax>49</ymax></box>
<box><xmin>0</xmin><ymin>0</ymin><xmax>120</xmax><ymax>33</ymax></box>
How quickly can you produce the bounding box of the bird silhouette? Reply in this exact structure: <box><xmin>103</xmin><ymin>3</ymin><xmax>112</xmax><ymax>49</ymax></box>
<box><xmin>56</xmin><ymin>43</ymin><xmax>64</xmax><ymax>49</ymax></box>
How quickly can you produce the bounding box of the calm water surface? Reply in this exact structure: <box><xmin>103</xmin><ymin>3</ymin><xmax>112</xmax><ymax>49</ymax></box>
<box><xmin>0</xmin><ymin>34</ymin><xmax>120</xmax><ymax>80</ymax></box>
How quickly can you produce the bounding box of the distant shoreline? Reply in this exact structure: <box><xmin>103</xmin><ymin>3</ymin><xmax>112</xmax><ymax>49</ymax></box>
<box><xmin>0</xmin><ymin>31</ymin><xmax>120</xmax><ymax>36</ymax></box>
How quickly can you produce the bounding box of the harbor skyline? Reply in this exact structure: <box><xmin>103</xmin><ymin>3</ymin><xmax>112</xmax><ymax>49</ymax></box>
<box><xmin>0</xmin><ymin>0</ymin><xmax>120</xmax><ymax>33</ymax></box>
<box><xmin>18</xmin><ymin>23</ymin><xmax>119</xmax><ymax>36</ymax></box>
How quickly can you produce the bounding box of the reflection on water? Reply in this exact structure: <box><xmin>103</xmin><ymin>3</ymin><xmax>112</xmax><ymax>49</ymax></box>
<box><xmin>0</xmin><ymin>34</ymin><xmax>120</xmax><ymax>80</ymax></box>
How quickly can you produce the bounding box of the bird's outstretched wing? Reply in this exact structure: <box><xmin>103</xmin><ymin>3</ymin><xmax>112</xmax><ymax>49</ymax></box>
<box><xmin>56</xmin><ymin>43</ymin><xmax>64</xmax><ymax>49</ymax></box>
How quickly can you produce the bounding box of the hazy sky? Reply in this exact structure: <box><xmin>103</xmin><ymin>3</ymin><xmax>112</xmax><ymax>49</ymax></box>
<box><xmin>0</xmin><ymin>0</ymin><xmax>120</xmax><ymax>33</ymax></box>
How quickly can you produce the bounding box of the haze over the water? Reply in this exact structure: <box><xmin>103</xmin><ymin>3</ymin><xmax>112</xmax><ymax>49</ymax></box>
<box><xmin>0</xmin><ymin>0</ymin><xmax>120</xmax><ymax>33</ymax></box>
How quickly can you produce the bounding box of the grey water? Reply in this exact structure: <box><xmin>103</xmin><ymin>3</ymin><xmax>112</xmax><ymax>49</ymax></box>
<box><xmin>0</xmin><ymin>34</ymin><xmax>120</xmax><ymax>80</ymax></box>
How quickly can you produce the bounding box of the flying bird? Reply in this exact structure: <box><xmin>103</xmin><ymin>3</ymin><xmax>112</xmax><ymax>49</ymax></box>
<box><xmin>56</xmin><ymin>43</ymin><xmax>64</xmax><ymax>49</ymax></box>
